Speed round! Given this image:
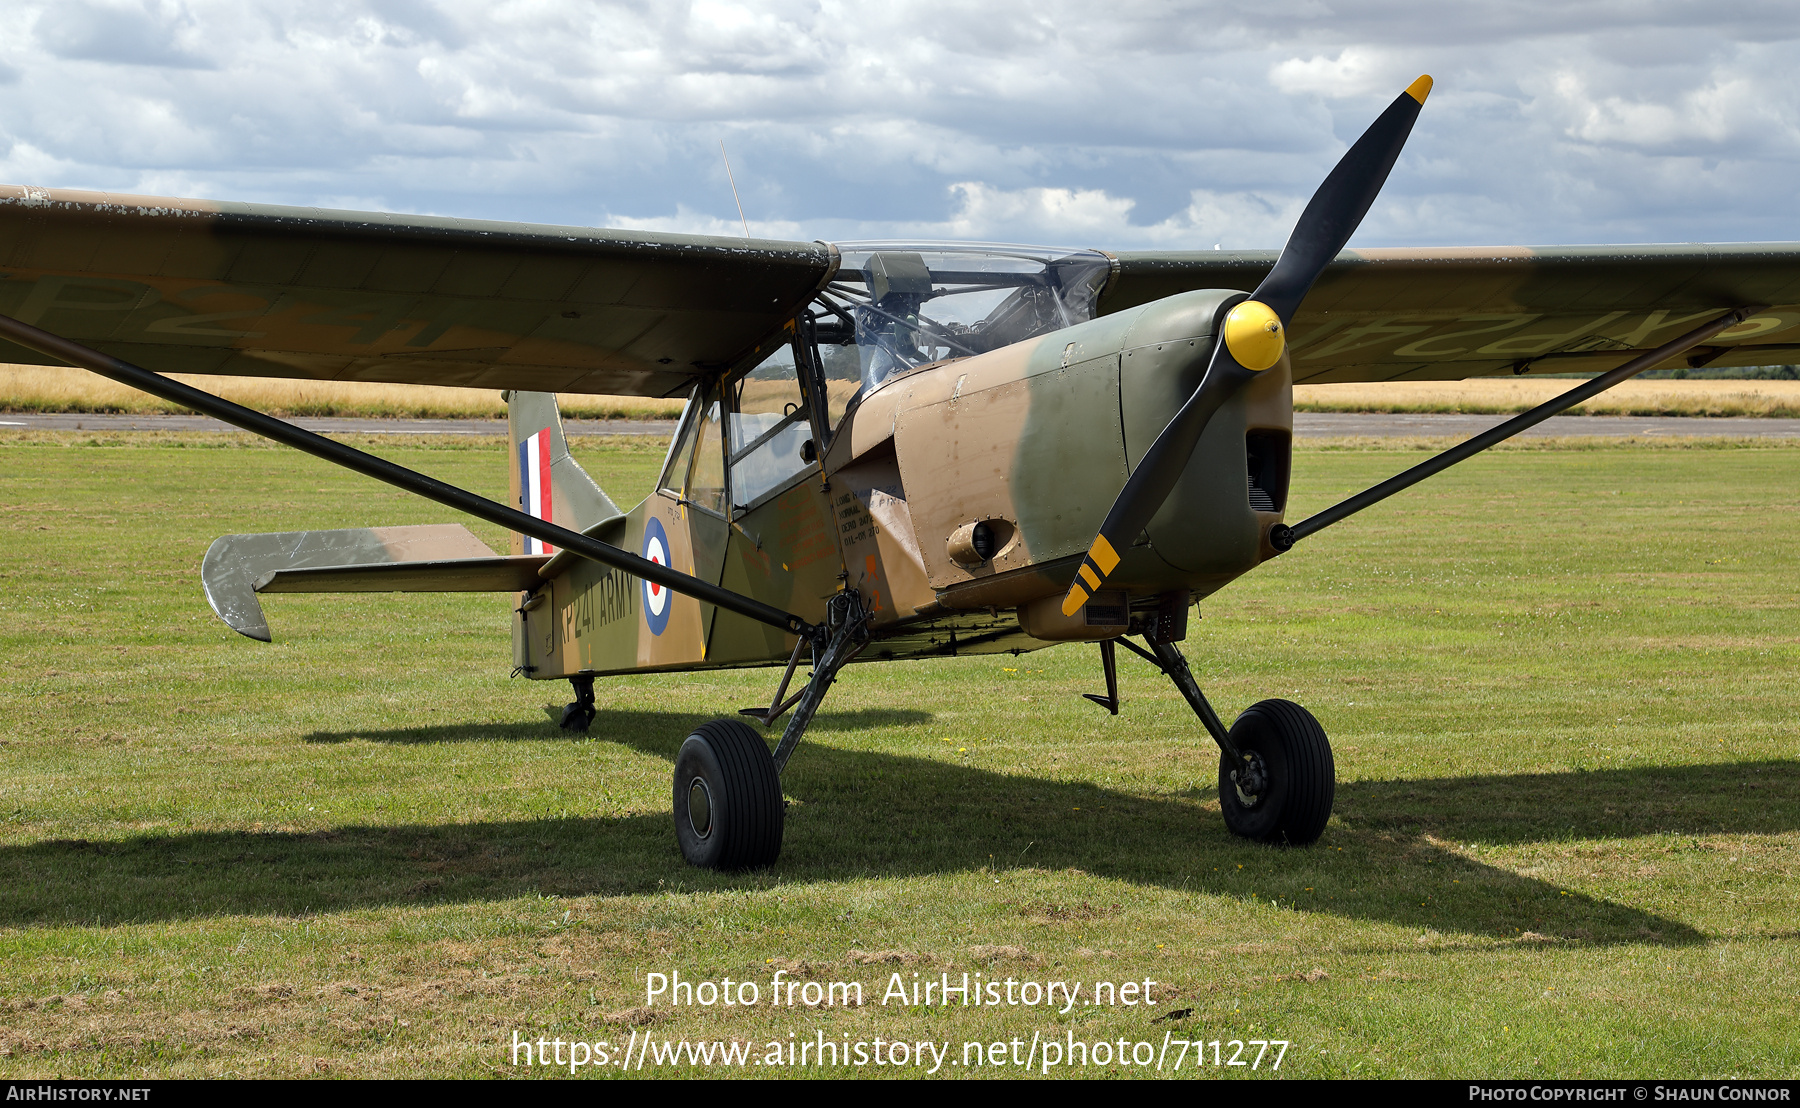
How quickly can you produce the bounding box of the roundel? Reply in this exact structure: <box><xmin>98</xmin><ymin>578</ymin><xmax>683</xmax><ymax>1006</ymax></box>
<box><xmin>641</xmin><ymin>516</ymin><xmax>673</xmax><ymax>636</ymax></box>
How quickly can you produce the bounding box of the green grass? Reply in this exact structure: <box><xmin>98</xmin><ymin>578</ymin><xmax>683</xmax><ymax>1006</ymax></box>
<box><xmin>1</xmin><ymin>430</ymin><xmax>1796</xmax><ymax>1078</ymax></box>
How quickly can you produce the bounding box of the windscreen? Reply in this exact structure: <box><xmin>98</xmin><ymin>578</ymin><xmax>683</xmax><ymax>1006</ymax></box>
<box><xmin>820</xmin><ymin>242</ymin><xmax>1112</xmax><ymax>396</ymax></box>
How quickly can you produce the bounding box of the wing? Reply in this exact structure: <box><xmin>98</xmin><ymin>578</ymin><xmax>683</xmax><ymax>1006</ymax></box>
<box><xmin>0</xmin><ymin>185</ymin><xmax>835</xmax><ymax>397</ymax></box>
<box><xmin>1101</xmin><ymin>245</ymin><xmax>1800</xmax><ymax>382</ymax></box>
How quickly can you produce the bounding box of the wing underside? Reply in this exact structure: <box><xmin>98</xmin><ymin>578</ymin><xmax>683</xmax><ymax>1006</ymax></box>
<box><xmin>0</xmin><ymin>186</ymin><xmax>836</xmax><ymax>398</ymax></box>
<box><xmin>1103</xmin><ymin>245</ymin><xmax>1800</xmax><ymax>383</ymax></box>
<box><xmin>7</xmin><ymin>183</ymin><xmax>1800</xmax><ymax>394</ymax></box>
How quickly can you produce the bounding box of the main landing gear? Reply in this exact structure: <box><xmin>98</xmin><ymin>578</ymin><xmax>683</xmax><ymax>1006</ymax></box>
<box><xmin>653</xmin><ymin>584</ymin><xmax>1329</xmax><ymax>868</ymax></box>
<box><xmin>1214</xmin><ymin>698</ymin><xmax>1334</xmax><ymax>844</ymax></box>
<box><xmin>672</xmin><ymin>718</ymin><xmax>784</xmax><ymax>869</ymax></box>
<box><xmin>673</xmin><ymin>590</ymin><xmax>870</xmax><ymax>870</ymax></box>
<box><xmin>1091</xmin><ymin>620</ymin><xmax>1335</xmax><ymax>845</ymax></box>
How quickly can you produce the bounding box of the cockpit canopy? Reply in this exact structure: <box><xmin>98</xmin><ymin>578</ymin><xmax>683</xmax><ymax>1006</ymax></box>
<box><xmin>685</xmin><ymin>242</ymin><xmax>1113</xmax><ymax>519</ymax></box>
<box><xmin>821</xmin><ymin>242</ymin><xmax>1112</xmax><ymax>393</ymax></box>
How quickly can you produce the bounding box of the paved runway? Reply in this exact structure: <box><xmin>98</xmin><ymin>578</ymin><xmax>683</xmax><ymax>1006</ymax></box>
<box><xmin>4</xmin><ymin>411</ymin><xmax>1800</xmax><ymax>439</ymax></box>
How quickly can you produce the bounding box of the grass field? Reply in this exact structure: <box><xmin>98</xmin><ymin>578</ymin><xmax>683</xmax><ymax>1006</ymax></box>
<box><xmin>1</xmin><ymin>430</ymin><xmax>1797</xmax><ymax>1079</ymax></box>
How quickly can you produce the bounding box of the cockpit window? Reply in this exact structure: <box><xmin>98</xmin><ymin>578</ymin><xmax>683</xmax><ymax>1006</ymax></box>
<box><xmin>727</xmin><ymin>349</ymin><xmax>813</xmax><ymax>511</ymax></box>
<box><xmin>816</xmin><ymin>243</ymin><xmax>1111</xmax><ymax>399</ymax></box>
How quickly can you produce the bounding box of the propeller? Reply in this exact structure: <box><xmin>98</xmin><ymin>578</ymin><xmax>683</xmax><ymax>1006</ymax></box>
<box><xmin>1060</xmin><ymin>75</ymin><xmax>1432</xmax><ymax>617</ymax></box>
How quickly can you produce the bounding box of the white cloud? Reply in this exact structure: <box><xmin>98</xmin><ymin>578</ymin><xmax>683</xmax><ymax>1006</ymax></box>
<box><xmin>1546</xmin><ymin>69</ymin><xmax>1797</xmax><ymax>154</ymax></box>
<box><xmin>606</xmin><ymin>182</ymin><xmax>1138</xmax><ymax>245</ymax></box>
<box><xmin>34</xmin><ymin>0</ymin><xmax>216</xmax><ymax>70</ymax></box>
<box><xmin>1270</xmin><ymin>47</ymin><xmax>1412</xmax><ymax>99</ymax></box>
<box><xmin>600</xmin><ymin>202</ymin><xmax>808</xmax><ymax>241</ymax></box>
<box><xmin>1</xmin><ymin>1</ymin><xmax>1800</xmax><ymax>248</ymax></box>
<box><xmin>610</xmin><ymin>179</ymin><xmax>1314</xmax><ymax>252</ymax></box>
<box><xmin>935</xmin><ymin>182</ymin><xmax>1137</xmax><ymax>241</ymax></box>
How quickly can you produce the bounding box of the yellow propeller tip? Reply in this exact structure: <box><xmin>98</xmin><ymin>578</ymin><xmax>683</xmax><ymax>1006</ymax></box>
<box><xmin>1060</xmin><ymin>588</ymin><xmax>1088</xmax><ymax>618</ymax></box>
<box><xmin>1405</xmin><ymin>75</ymin><xmax>1433</xmax><ymax>104</ymax></box>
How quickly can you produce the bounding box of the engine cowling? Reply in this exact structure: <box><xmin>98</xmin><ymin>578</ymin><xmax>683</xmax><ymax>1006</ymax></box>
<box><xmin>885</xmin><ymin>288</ymin><xmax>1293</xmax><ymax>615</ymax></box>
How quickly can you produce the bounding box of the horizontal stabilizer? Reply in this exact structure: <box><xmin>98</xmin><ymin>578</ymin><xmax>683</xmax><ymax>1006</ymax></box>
<box><xmin>201</xmin><ymin>523</ymin><xmax>545</xmax><ymax>642</ymax></box>
<box><xmin>256</xmin><ymin>557</ymin><xmax>549</xmax><ymax>594</ymax></box>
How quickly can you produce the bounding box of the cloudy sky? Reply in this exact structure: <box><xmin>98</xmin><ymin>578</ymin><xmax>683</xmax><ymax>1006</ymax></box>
<box><xmin>1</xmin><ymin>1</ymin><xmax>1796</xmax><ymax>250</ymax></box>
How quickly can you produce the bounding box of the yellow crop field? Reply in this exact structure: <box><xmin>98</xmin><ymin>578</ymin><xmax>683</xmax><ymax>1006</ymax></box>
<box><xmin>1295</xmin><ymin>377</ymin><xmax>1800</xmax><ymax>417</ymax></box>
<box><xmin>0</xmin><ymin>364</ymin><xmax>685</xmax><ymax>420</ymax></box>
<box><xmin>10</xmin><ymin>361</ymin><xmax>1800</xmax><ymax>422</ymax></box>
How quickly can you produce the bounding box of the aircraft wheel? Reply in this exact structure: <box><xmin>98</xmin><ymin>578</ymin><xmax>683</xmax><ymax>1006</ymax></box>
<box><xmin>1218</xmin><ymin>699</ymin><xmax>1335</xmax><ymax>845</ymax></box>
<box><xmin>672</xmin><ymin>719</ymin><xmax>784</xmax><ymax>869</ymax></box>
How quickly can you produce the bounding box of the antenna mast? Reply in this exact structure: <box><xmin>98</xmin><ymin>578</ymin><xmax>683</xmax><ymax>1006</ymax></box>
<box><xmin>720</xmin><ymin>140</ymin><xmax>750</xmax><ymax>239</ymax></box>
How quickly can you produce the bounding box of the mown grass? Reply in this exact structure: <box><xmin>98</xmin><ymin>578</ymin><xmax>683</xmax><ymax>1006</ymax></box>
<box><xmin>0</xmin><ymin>430</ymin><xmax>1796</xmax><ymax>1079</ymax></box>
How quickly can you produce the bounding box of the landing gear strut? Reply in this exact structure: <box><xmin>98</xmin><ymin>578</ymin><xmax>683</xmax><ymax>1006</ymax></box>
<box><xmin>559</xmin><ymin>674</ymin><xmax>596</xmax><ymax>732</ymax></box>
<box><xmin>1116</xmin><ymin>631</ymin><xmax>1335</xmax><ymax>845</ymax></box>
<box><xmin>1082</xmin><ymin>640</ymin><xmax>1121</xmax><ymax>715</ymax></box>
<box><xmin>674</xmin><ymin>590</ymin><xmax>870</xmax><ymax>870</ymax></box>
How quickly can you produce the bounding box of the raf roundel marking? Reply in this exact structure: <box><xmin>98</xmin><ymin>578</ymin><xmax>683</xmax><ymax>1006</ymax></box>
<box><xmin>642</xmin><ymin>516</ymin><xmax>672</xmax><ymax>636</ymax></box>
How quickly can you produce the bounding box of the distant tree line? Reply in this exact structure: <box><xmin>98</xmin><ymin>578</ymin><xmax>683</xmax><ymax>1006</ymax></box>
<box><xmin>1639</xmin><ymin>365</ymin><xmax>1800</xmax><ymax>380</ymax></box>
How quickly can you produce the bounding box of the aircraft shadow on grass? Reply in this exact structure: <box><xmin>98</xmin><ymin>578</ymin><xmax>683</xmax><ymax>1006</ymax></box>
<box><xmin>6</xmin><ymin>708</ymin><xmax>1792</xmax><ymax>944</ymax></box>
<box><xmin>299</xmin><ymin>706</ymin><xmax>935</xmax><ymax>743</ymax></box>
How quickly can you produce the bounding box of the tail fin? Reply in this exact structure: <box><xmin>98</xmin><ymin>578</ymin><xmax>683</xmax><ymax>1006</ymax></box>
<box><xmin>505</xmin><ymin>391</ymin><xmax>624</xmax><ymax>555</ymax></box>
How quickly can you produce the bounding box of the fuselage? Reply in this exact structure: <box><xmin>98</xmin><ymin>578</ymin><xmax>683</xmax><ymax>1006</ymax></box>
<box><xmin>514</xmin><ymin>283</ymin><xmax>1295</xmax><ymax>680</ymax></box>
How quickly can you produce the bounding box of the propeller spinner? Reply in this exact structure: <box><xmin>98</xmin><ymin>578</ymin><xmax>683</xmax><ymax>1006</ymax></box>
<box><xmin>1060</xmin><ymin>75</ymin><xmax>1433</xmax><ymax>617</ymax></box>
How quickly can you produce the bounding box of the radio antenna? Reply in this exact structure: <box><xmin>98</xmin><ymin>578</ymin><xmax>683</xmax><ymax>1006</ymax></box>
<box><xmin>720</xmin><ymin>140</ymin><xmax>750</xmax><ymax>239</ymax></box>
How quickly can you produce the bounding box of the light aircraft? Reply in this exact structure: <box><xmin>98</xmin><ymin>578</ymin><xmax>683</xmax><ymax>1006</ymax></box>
<box><xmin>2</xmin><ymin>76</ymin><xmax>1794</xmax><ymax>868</ymax></box>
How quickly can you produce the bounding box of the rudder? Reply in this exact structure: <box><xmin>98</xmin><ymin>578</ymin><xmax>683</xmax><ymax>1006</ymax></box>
<box><xmin>505</xmin><ymin>390</ymin><xmax>624</xmax><ymax>554</ymax></box>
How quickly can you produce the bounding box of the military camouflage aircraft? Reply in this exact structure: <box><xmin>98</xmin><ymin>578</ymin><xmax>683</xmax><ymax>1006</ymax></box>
<box><xmin>3</xmin><ymin>76</ymin><xmax>1795</xmax><ymax>867</ymax></box>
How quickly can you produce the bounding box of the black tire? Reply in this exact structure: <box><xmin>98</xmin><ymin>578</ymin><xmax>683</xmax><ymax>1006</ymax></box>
<box><xmin>1218</xmin><ymin>699</ymin><xmax>1334</xmax><ymax>845</ymax></box>
<box><xmin>559</xmin><ymin>703</ymin><xmax>594</xmax><ymax>732</ymax></box>
<box><xmin>672</xmin><ymin>719</ymin><xmax>784</xmax><ymax>870</ymax></box>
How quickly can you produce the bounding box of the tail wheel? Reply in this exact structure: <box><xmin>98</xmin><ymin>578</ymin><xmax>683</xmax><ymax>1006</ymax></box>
<box><xmin>1218</xmin><ymin>699</ymin><xmax>1335</xmax><ymax>845</ymax></box>
<box><xmin>673</xmin><ymin>719</ymin><xmax>784</xmax><ymax>869</ymax></box>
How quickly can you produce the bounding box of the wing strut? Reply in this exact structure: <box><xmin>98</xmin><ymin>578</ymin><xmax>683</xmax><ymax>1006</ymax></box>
<box><xmin>0</xmin><ymin>311</ymin><xmax>819</xmax><ymax>640</ymax></box>
<box><xmin>1271</xmin><ymin>305</ymin><xmax>1759</xmax><ymax>551</ymax></box>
